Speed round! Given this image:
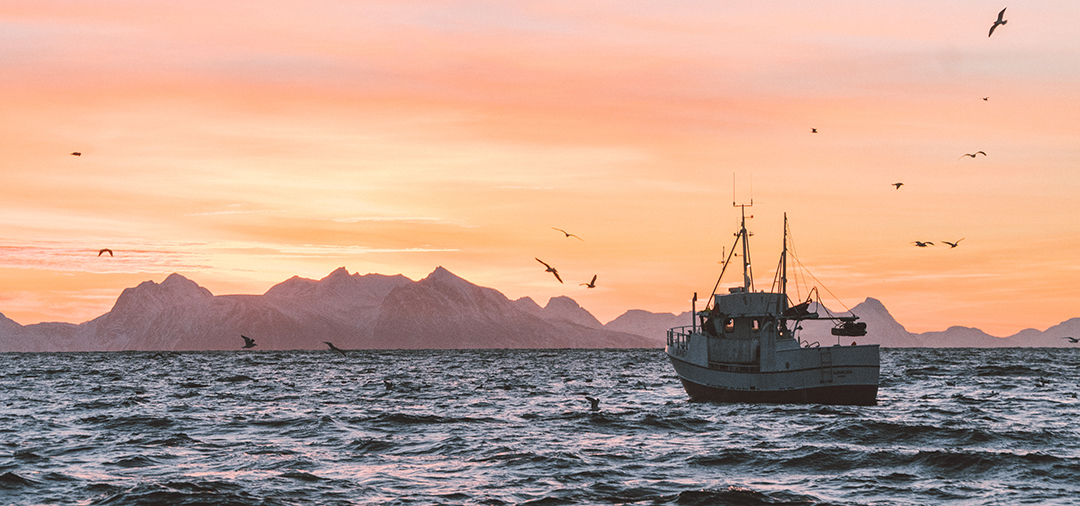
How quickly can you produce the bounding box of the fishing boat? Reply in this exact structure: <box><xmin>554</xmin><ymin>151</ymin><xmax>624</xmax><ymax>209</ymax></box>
<box><xmin>666</xmin><ymin>205</ymin><xmax>879</xmax><ymax>406</ymax></box>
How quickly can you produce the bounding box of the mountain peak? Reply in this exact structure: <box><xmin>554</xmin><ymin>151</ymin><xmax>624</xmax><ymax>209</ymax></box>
<box><xmin>135</xmin><ymin>273</ymin><xmax>212</xmax><ymax>299</ymax></box>
<box><xmin>858</xmin><ymin>297</ymin><xmax>886</xmax><ymax>310</ymax></box>
<box><xmin>544</xmin><ymin>296</ymin><xmax>582</xmax><ymax>312</ymax></box>
<box><xmin>323</xmin><ymin>266</ymin><xmax>352</xmax><ymax>280</ymax></box>
<box><xmin>543</xmin><ymin>296</ymin><xmax>603</xmax><ymax>329</ymax></box>
<box><xmin>421</xmin><ymin>266</ymin><xmax>472</xmax><ymax>287</ymax></box>
<box><xmin>107</xmin><ymin>273</ymin><xmax>213</xmax><ymax>322</ymax></box>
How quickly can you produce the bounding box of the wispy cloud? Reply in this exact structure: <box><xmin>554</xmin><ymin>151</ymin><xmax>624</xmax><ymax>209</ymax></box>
<box><xmin>185</xmin><ymin>209</ymin><xmax>288</xmax><ymax>217</ymax></box>
<box><xmin>330</xmin><ymin>216</ymin><xmax>474</xmax><ymax>228</ymax></box>
<box><xmin>0</xmin><ymin>239</ymin><xmax>212</xmax><ymax>274</ymax></box>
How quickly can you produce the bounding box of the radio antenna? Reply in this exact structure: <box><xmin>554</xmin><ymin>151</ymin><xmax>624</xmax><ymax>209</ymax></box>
<box><xmin>732</xmin><ymin>173</ymin><xmax>753</xmax><ymax>208</ymax></box>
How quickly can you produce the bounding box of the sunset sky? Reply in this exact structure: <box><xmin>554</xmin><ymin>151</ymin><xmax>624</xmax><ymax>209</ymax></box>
<box><xmin>2</xmin><ymin>1</ymin><xmax>1079</xmax><ymax>336</ymax></box>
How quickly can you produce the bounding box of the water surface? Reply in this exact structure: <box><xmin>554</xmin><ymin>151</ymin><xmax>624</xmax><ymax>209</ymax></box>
<box><xmin>2</xmin><ymin>348</ymin><xmax>1078</xmax><ymax>505</ymax></box>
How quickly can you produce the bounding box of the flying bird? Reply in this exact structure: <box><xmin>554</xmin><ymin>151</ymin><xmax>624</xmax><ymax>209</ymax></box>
<box><xmin>536</xmin><ymin>258</ymin><xmax>563</xmax><ymax>283</ymax></box>
<box><xmin>942</xmin><ymin>238</ymin><xmax>964</xmax><ymax>248</ymax></box>
<box><xmin>988</xmin><ymin>7</ymin><xmax>1007</xmax><ymax>37</ymax></box>
<box><xmin>959</xmin><ymin>151</ymin><xmax>987</xmax><ymax>159</ymax></box>
<box><xmin>324</xmin><ymin>341</ymin><xmax>347</xmax><ymax>357</ymax></box>
<box><xmin>241</xmin><ymin>335</ymin><xmax>257</xmax><ymax>349</ymax></box>
<box><xmin>912</xmin><ymin>241</ymin><xmax>934</xmax><ymax>247</ymax></box>
<box><xmin>97</xmin><ymin>248</ymin><xmax>113</xmax><ymax>257</ymax></box>
<box><xmin>811</xmin><ymin>128</ymin><xmax>818</xmax><ymax>133</ymax></box>
<box><xmin>1062</xmin><ymin>336</ymin><xmax>1079</xmax><ymax>343</ymax></box>
<box><xmin>552</xmin><ymin>227</ymin><xmax>583</xmax><ymax>241</ymax></box>
<box><xmin>892</xmin><ymin>182</ymin><xmax>904</xmax><ymax>190</ymax></box>
<box><xmin>70</xmin><ymin>152</ymin><xmax>81</xmax><ymax>156</ymax></box>
<box><xmin>584</xmin><ymin>396</ymin><xmax>600</xmax><ymax>411</ymax></box>
<box><xmin>982</xmin><ymin>97</ymin><xmax>989</xmax><ymax>101</ymax></box>
<box><xmin>580</xmin><ymin>274</ymin><xmax>597</xmax><ymax>289</ymax></box>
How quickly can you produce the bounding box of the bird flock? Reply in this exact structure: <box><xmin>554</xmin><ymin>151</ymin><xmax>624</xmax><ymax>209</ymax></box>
<box><xmin>72</xmin><ymin>8</ymin><xmax>1015</xmax><ymax>268</ymax></box>
<box><xmin>534</xmin><ymin>227</ymin><xmax>597</xmax><ymax>289</ymax></box>
<box><xmin>893</xmin><ymin>8</ymin><xmax>1009</xmax><ymax>251</ymax></box>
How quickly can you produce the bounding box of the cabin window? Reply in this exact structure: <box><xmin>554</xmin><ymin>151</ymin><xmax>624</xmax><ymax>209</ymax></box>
<box><xmin>724</xmin><ymin>318</ymin><xmax>734</xmax><ymax>332</ymax></box>
<box><xmin>752</xmin><ymin>319</ymin><xmax>760</xmax><ymax>330</ymax></box>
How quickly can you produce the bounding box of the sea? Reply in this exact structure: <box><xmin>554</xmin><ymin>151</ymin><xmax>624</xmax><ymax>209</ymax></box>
<box><xmin>2</xmin><ymin>347</ymin><xmax>1079</xmax><ymax>505</ymax></box>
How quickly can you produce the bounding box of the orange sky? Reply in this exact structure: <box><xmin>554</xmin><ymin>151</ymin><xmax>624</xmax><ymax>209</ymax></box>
<box><xmin>3</xmin><ymin>1</ymin><xmax>1079</xmax><ymax>336</ymax></box>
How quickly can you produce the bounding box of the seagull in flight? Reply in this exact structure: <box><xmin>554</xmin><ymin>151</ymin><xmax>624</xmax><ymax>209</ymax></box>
<box><xmin>982</xmin><ymin>97</ymin><xmax>989</xmax><ymax>101</ymax></box>
<box><xmin>959</xmin><ymin>151</ymin><xmax>987</xmax><ymax>159</ymax></box>
<box><xmin>241</xmin><ymin>335</ymin><xmax>257</xmax><ymax>349</ymax></box>
<box><xmin>912</xmin><ymin>241</ymin><xmax>934</xmax><ymax>247</ymax></box>
<box><xmin>584</xmin><ymin>396</ymin><xmax>600</xmax><ymax>411</ymax></box>
<box><xmin>988</xmin><ymin>7</ymin><xmax>1007</xmax><ymax>37</ymax></box>
<box><xmin>942</xmin><ymin>238</ymin><xmax>964</xmax><ymax>248</ymax></box>
<box><xmin>97</xmin><ymin>248</ymin><xmax>113</xmax><ymax>257</ymax></box>
<box><xmin>324</xmin><ymin>341</ymin><xmax>347</xmax><ymax>357</ymax></box>
<box><xmin>552</xmin><ymin>228</ymin><xmax>583</xmax><ymax>241</ymax></box>
<box><xmin>1062</xmin><ymin>336</ymin><xmax>1079</xmax><ymax>343</ymax></box>
<box><xmin>892</xmin><ymin>182</ymin><xmax>904</xmax><ymax>190</ymax></box>
<box><xmin>70</xmin><ymin>152</ymin><xmax>81</xmax><ymax>156</ymax></box>
<box><xmin>811</xmin><ymin>128</ymin><xmax>818</xmax><ymax>133</ymax></box>
<box><xmin>580</xmin><ymin>274</ymin><xmax>597</xmax><ymax>289</ymax></box>
<box><xmin>535</xmin><ymin>258</ymin><xmax>563</xmax><ymax>283</ymax></box>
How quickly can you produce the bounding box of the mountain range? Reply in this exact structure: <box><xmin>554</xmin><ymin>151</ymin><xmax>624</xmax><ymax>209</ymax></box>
<box><xmin>1</xmin><ymin>266</ymin><xmax>1077</xmax><ymax>352</ymax></box>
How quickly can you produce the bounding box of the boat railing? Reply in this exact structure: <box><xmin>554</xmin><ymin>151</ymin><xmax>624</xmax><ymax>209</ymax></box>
<box><xmin>667</xmin><ymin>325</ymin><xmax>694</xmax><ymax>348</ymax></box>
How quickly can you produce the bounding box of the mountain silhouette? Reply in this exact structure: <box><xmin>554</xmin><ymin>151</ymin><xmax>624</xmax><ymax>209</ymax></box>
<box><xmin>1</xmin><ymin>269</ymin><xmax>1077</xmax><ymax>351</ymax></box>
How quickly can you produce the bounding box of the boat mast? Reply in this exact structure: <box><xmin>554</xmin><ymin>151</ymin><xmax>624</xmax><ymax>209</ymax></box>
<box><xmin>781</xmin><ymin>213</ymin><xmax>788</xmax><ymax>298</ymax></box>
<box><xmin>731</xmin><ymin>173</ymin><xmax>754</xmax><ymax>293</ymax></box>
<box><xmin>735</xmin><ymin>202</ymin><xmax>753</xmax><ymax>292</ymax></box>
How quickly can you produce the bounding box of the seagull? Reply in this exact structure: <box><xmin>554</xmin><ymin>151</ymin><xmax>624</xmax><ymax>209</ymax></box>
<box><xmin>241</xmin><ymin>335</ymin><xmax>257</xmax><ymax>348</ymax></box>
<box><xmin>912</xmin><ymin>241</ymin><xmax>934</xmax><ymax>247</ymax></box>
<box><xmin>982</xmin><ymin>97</ymin><xmax>989</xmax><ymax>101</ymax></box>
<box><xmin>988</xmin><ymin>7</ymin><xmax>1007</xmax><ymax>37</ymax></box>
<box><xmin>811</xmin><ymin>128</ymin><xmax>818</xmax><ymax>133</ymax></box>
<box><xmin>97</xmin><ymin>248</ymin><xmax>113</xmax><ymax>257</ymax></box>
<box><xmin>580</xmin><ymin>274</ymin><xmax>597</xmax><ymax>289</ymax></box>
<box><xmin>892</xmin><ymin>182</ymin><xmax>904</xmax><ymax>190</ymax></box>
<box><xmin>324</xmin><ymin>341</ymin><xmax>347</xmax><ymax>357</ymax></box>
<box><xmin>584</xmin><ymin>396</ymin><xmax>600</xmax><ymax>411</ymax></box>
<box><xmin>942</xmin><ymin>238</ymin><xmax>964</xmax><ymax>248</ymax></box>
<box><xmin>70</xmin><ymin>152</ymin><xmax>81</xmax><ymax>156</ymax></box>
<box><xmin>959</xmin><ymin>151</ymin><xmax>987</xmax><ymax>159</ymax></box>
<box><xmin>552</xmin><ymin>227</ymin><xmax>583</xmax><ymax>241</ymax></box>
<box><xmin>535</xmin><ymin>258</ymin><xmax>563</xmax><ymax>283</ymax></box>
<box><xmin>1063</xmin><ymin>336</ymin><xmax>1080</xmax><ymax>343</ymax></box>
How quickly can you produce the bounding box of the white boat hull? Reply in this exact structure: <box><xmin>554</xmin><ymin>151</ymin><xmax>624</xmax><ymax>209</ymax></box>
<box><xmin>666</xmin><ymin>334</ymin><xmax>879</xmax><ymax>406</ymax></box>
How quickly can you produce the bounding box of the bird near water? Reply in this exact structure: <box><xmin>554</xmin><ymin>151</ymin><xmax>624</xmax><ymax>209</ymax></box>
<box><xmin>580</xmin><ymin>274</ymin><xmax>597</xmax><ymax>289</ymax></box>
<box><xmin>535</xmin><ymin>258</ymin><xmax>563</xmax><ymax>283</ymax></box>
<box><xmin>241</xmin><ymin>335</ymin><xmax>256</xmax><ymax>349</ymax></box>
<box><xmin>892</xmin><ymin>182</ymin><xmax>904</xmax><ymax>189</ymax></box>
<box><xmin>960</xmin><ymin>151</ymin><xmax>987</xmax><ymax>159</ymax></box>
<box><xmin>912</xmin><ymin>241</ymin><xmax>934</xmax><ymax>247</ymax></box>
<box><xmin>1063</xmin><ymin>336</ymin><xmax>1080</xmax><ymax>343</ymax></box>
<box><xmin>552</xmin><ymin>228</ymin><xmax>583</xmax><ymax>241</ymax></box>
<box><xmin>988</xmin><ymin>7</ymin><xmax>1007</xmax><ymax>37</ymax></box>
<box><xmin>942</xmin><ymin>239</ymin><xmax>964</xmax><ymax>248</ymax></box>
<box><xmin>585</xmin><ymin>396</ymin><xmax>600</xmax><ymax>411</ymax></box>
<box><xmin>324</xmin><ymin>341</ymin><xmax>347</xmax><ymax>357</ymax></box>
<box><xmin>97</xmin><ymin>248</ymin><xmax>113</xmax><ymax>257</ymax></box>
